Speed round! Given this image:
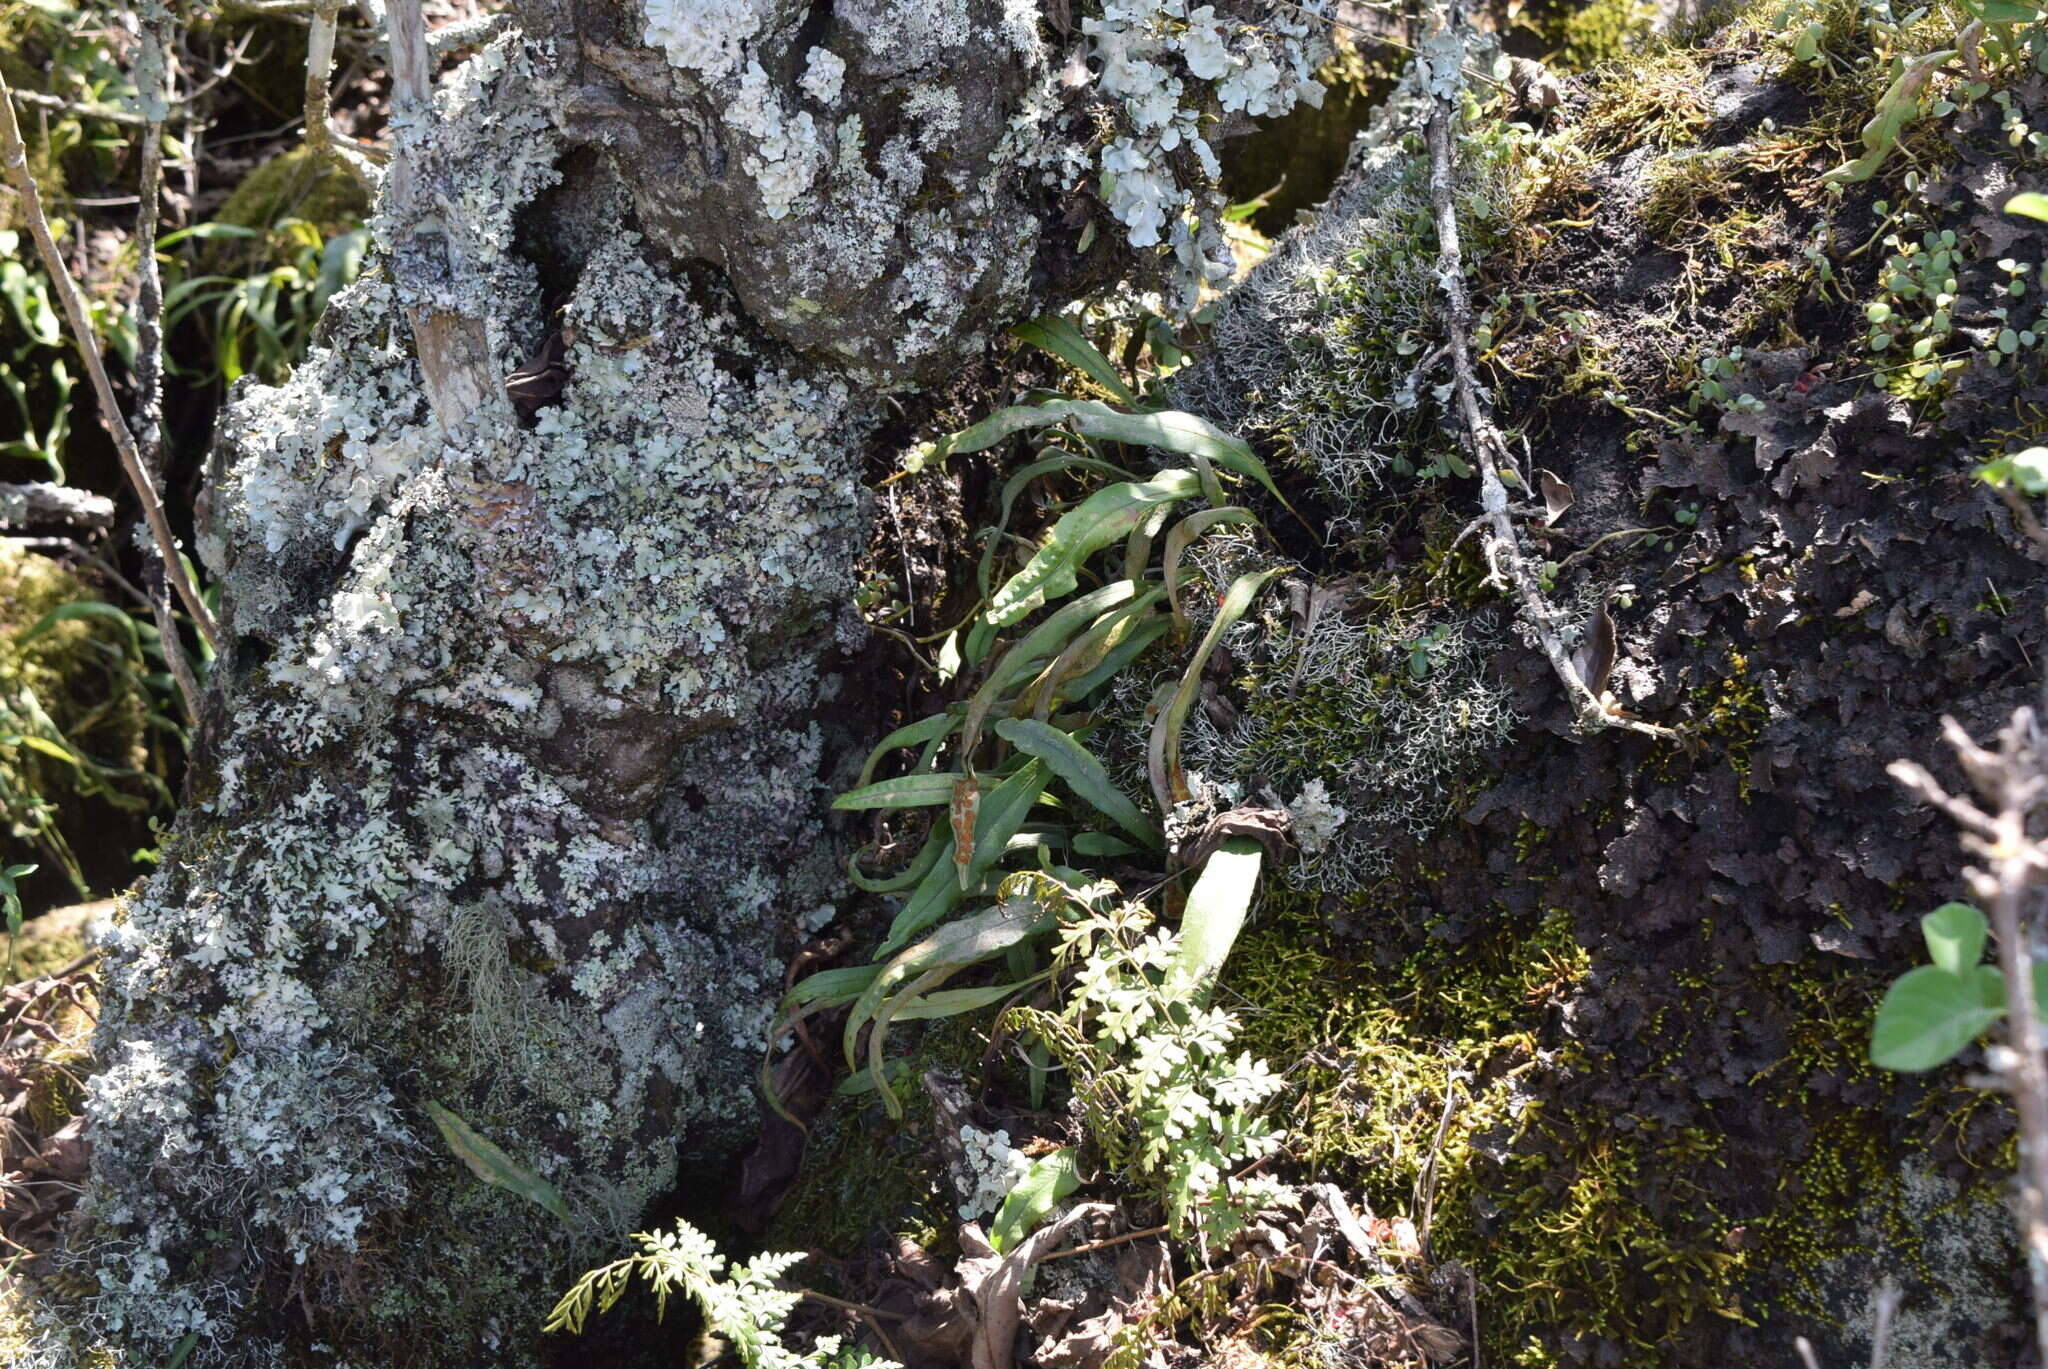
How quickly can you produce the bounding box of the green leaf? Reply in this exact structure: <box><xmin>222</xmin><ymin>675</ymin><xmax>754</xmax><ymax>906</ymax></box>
<box><xmin>1064</xmin><ymin>618</ymin><xmax>1169</xmax><ymax>700</ymax></box>
<box><xmin>1979</xmin><ymin>447</ymin><xmax>2048</xmax><ymax>495</ymax></box>
<box><xmin>977</xmin><ymin>453</ymin><xmax>1138</xmax><ymax>601</ymax></box>
<box><xmin>875</xmin><ymin>842</ymin><xmax>968</xmax><ymax>959</ymax></box>
<box><xmin>990</xmin><ymin>1147</ymin><xmax>1083</xmax><ymax>1253</ymax></box>
<box><xmin>856</xmin><ymin>712</ymin><xmax>955</xmax><ymax>788</ymax></box>
<box><xmin>962</xmin><ymin>581</ymin><xmax>1145</xmax><ymax>759</ymax></box>
<box><xmin>847</xmin><ymin>828</ymin><xmax>947</xmax><ymax>893</ymax></box>
<box><xmin>995</xmin><ymin>718</ymin><xmax>1162</xmax><ymax>851</ymax></box>
<box><xmin>883</xmin><ymin>979</ymin><xmax>1043</xmax><ymax>1023</ymax></box>
<box><xmin>1822</xmin><ymin>49</ymin><xmax>1956</xmax><ymax>187</ymax></box>
<box><xmin>1922</xmin><ymin>902</ymin><xmax>1987</xmax><ymax>976</ymax></box>
<box><xmin>164</xmin><ymin>1331</ymin><xmax>200</xmax><ymax>1369</ymax></box>
<box><xmin>1011</xmin><ymin>317</ymin><xmax>1138</xmax><ymax>407</ymax></box>
<box><xmin>764</xmin><ymin>963</ymin><xmax>889</xmax><ymax>1121</ymax></box>
<box><xmin>966</xmin><ymin>759</ymin><xmax>1053</xmax><ymax>885</ymax></box>
<box><xmin>2008</xmin><ymin>192</ymin><xmax>2048</xmax><ymax>222</ymax></box>
<box><xmin>848</xmin><ymin>899</ymin><xmax>1057</xmax><ymax>1114</ymax></box>
<box><xmin>1148</xmin><ymin>568</ymin><xmax>1284</xmax><ymax>814</ymax></box>
<box><xmin>833</xmin><ymin>773</ymin><xmax>968</xmax><ymax>811</ymax></box>
<box><xmin>988</xmin><ymin>472</ymin><xmax>1202</xmax><ymax>627</ymax></box>
<box><xmin>1963</xmin><ymin>0</ymin><xmax>2045</xmax><ymax>19</ymax></box>
<box><xmin>1019</xmin><ymin>592</ymin><xmax>1168</xmax><ymax>720</ymax></box>
<box><xmin>424</xmin><ymin>1101</ymin><xmax>572</xmax><ymax>1223</ymax></box>
<box><xmin>1869</xmin><ymin>965</ymin><xmax>2004</xmax><ymax>1072</ymax></box>
<box><xmin>1162</xmin><ymin>507</ymin><xmax>1259</xmax><ymax>637</ymax></box>
<box><xmin>1164</xmin><ymin>839</ymin><xmax>1265</xmax><ymax>1001</ymax></box>
<box><xmin>18</xmin><ymin>599</ymin><xmax>143</xmax><ymax>657</ymax></box>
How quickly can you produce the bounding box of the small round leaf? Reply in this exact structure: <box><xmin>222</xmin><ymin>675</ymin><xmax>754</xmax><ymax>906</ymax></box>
<box><xmin>1921</xmin><ymin>902</ymin><xmax>1987</xmax><ymax>975</ymax></box>
<box><xmin>1870</xmin><ymin>965</ymin><xmax>2004</xmax><ymax>1072</ymax></box>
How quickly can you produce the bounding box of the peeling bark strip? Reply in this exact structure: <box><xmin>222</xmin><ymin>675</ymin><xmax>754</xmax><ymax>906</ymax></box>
<box><xmin>387</xmin><ymin>0</ymin><xmax>502</xmax><ymax>436</ymax></box>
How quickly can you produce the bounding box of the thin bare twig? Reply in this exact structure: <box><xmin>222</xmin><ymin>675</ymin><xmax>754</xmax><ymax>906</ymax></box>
<box><xmin>134</xmin><ymin>9</ymin><xmax>204</xmax><ymax>724</ymax></box>
<box><xmin>1888</xmin><ymin>712</ymin><xmax>2048</xmax><ymax>1367</ymax></box>
<box><xmin>0</xmin><ymin>68</ymin><xmax>221</xmax><ymax>654</ymax></box>
<box><xmin>304</xmin><ymin>0</ymin><xmax>387</xmax><ymax>184</ymax></box>
<box><xmin>1412</xmin><ymin>1080</ymin><xmax>1459</xmax><ymax>1260</ymax></box>
<box><xmin>1420</xmin><ymin>0</ymin><xmax>1675</xmax><ymax>741</ymax></box>
<box><xmin>1038</xmin><ymin>1223</ymin><xmax>1169</xmax><ymax>1262</ymax></box>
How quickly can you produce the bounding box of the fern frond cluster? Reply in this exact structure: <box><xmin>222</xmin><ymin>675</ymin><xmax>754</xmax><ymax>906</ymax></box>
<box><xmin>546</xmin><ymin>1219</ymin><xmax>896</xmax><ymax>1369</ymax></box>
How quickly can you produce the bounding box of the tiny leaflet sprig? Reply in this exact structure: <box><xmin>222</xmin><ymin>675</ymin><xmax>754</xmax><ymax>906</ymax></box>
<box><xmin>546</xmin><ymin>1218</ymin><xmax>897</xmax><ymax>1369</ymax></box>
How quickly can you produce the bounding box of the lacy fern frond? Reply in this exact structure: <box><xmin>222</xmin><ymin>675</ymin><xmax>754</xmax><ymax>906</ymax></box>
<box><xmin>546</xmin><ymin>1218</ymin><xmax>897</xmax><ymax>1369</ymax></box>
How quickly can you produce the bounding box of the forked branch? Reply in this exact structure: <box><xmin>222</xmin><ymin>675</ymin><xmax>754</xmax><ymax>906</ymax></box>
<box><xmin>1421</xmin><ymin>0</ymin><xmax>1673</xmax><ymax>741</ymax></box>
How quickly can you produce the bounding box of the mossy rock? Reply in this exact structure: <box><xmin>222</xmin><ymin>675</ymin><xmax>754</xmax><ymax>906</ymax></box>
<box><xmin>205</xmin><ymin>145</ymin><xmax>371</xmax><ymax>273</ymax></box>
<box><xmin>0</xmin><ymin>546</ymin><xmax>158</xmax><ymax>909</ymax></box>
<box><xmin>1183</xmin><ymin>5</ymin><xmax>2046</xmax><ymax>1365</ymax></box>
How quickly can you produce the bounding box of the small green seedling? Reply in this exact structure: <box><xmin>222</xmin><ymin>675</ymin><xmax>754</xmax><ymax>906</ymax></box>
<box><xmin>1870</xmin><ymin>902</ymin><xmax>2048</xmax><ymax>1071</ymax></box>
<box><xmin>991</xmin><ymin>1146</ymin><xmax>1082</xmax><ymax>1252</ymax></box>
<box><xmin>1980</xmin><ymin>446</ymin><xmax>2048</xmax><ymax>494</ymax></box>
<box><xmin>2</xmin><ymin>863</ymin><xmax>36</xmax><ymax>981</ymax></box>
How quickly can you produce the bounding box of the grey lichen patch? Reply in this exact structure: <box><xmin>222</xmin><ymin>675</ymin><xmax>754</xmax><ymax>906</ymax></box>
<box><xmin>1177</xmin><ymin>64</ymin><xmax>1517</xmax><ymax>508</ymax></box>
<box><xmin>518</xmin><ymin>0</ymin><xmax>1330</xmax><ymax>384</ymax></box>
<box><xmin>29</xmin><ymin>30</ymin><xmax>873</xmax><ymax>1369</ymax></box>
<box><xmin>524</xmin><ymin>0</ymin><xmax>1060</xmax><ymax>385</ymax></box>
<box><xmin>1802</xmin><ymin>1156</ymin><xmax>2021</xmax><ymax>1369</ymax></box>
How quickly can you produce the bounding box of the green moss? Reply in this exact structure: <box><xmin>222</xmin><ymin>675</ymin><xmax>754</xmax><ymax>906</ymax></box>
<box><xmin>1548</xmin><ymin>0</ymin><xmax>1661</xmax><ymax>70</ymax></box>
<box><xmin>1689</xmin><ymin>649</ymin><xmax>1768</xmax><ymax>796</ymax></box>
<box><xmin>0</xmin><ymin>545</ymin><xmax>157</xmax><ymax>901</ymax></box>
<box><xmin>1219</xmin><ymin>886</ymin><xmax>2009</xmax><ymax>1365</ymax></box>
<box><xmin>206</xmin><ymin>145</ymin><xmax>371</xmax><ymax>272</ymax></box>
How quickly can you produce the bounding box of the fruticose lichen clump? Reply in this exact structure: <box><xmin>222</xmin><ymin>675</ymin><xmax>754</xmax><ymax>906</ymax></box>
<box><xmin>1178</xmin><ymin>57</ymin><xmax>1518</xmax><ymax>506</ymax></box>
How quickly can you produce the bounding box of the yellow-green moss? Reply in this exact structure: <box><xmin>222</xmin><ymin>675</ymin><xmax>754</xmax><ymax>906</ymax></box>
<box><xmin>1548</xmin><ymin>0</ymin><xmax>1661</xmax><ymax>70</ymax></box>
<box><xmin>206</xmin><ymin>145</ymin><xmax>372</xmax><ymax>272</ymax></box>
<box><xmin>1218</xmin><ymin>886</ymin><xmax>2005</xmax><ymax>1365</ymax></box>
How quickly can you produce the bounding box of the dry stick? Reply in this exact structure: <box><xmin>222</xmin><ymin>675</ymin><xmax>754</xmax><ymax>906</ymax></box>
<box><xmin>304</xmin><ymin>0</ymin><xmax>386</xmax><ymax>185</ymax></box>
<box><xmin>1038</xmin><ymin>1222</ymin><xmax>1169</xmax><ymax>1262</ymax></box>
<box><xmin>133</xmin><ymin>11</ymin><xmax>205</xmax><ymax>725</ymax></box>
<box><xmin>1411</xmin><ymin>1080</ymin><xmax>1459</xmax><ymax>1262</ymax></box>
<box><xmin>0</xmin><ymin>69</ymin><xmax>219</xmax><ymax>653</ymax></box>
<box><xmin>384</xmin><ymin>0</ymin><xmax>501</xmax><ymax>435</ymax></box>
<box><xmin>1419</xmin><ymin>2</ymin><xmax>1673</xmax><ymax>742</ymax></box>
<box><xmin>1890</xmin><ymin>712</ymin><xmax>2048</xmax><ymax>1368</ymax></box>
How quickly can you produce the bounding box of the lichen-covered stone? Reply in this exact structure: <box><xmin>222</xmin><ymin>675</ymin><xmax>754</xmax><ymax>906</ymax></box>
<box><xmin>26</xmin><ymin>35</ymin><xmax>877</xmax><ymax>1369</ymax></box>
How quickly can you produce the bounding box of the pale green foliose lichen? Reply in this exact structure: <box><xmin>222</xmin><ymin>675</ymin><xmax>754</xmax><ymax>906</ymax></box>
<box><xmin>27</xmin><ymin>32</ymin><xmax>872</xmax><ymax>1369</ymax></box>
